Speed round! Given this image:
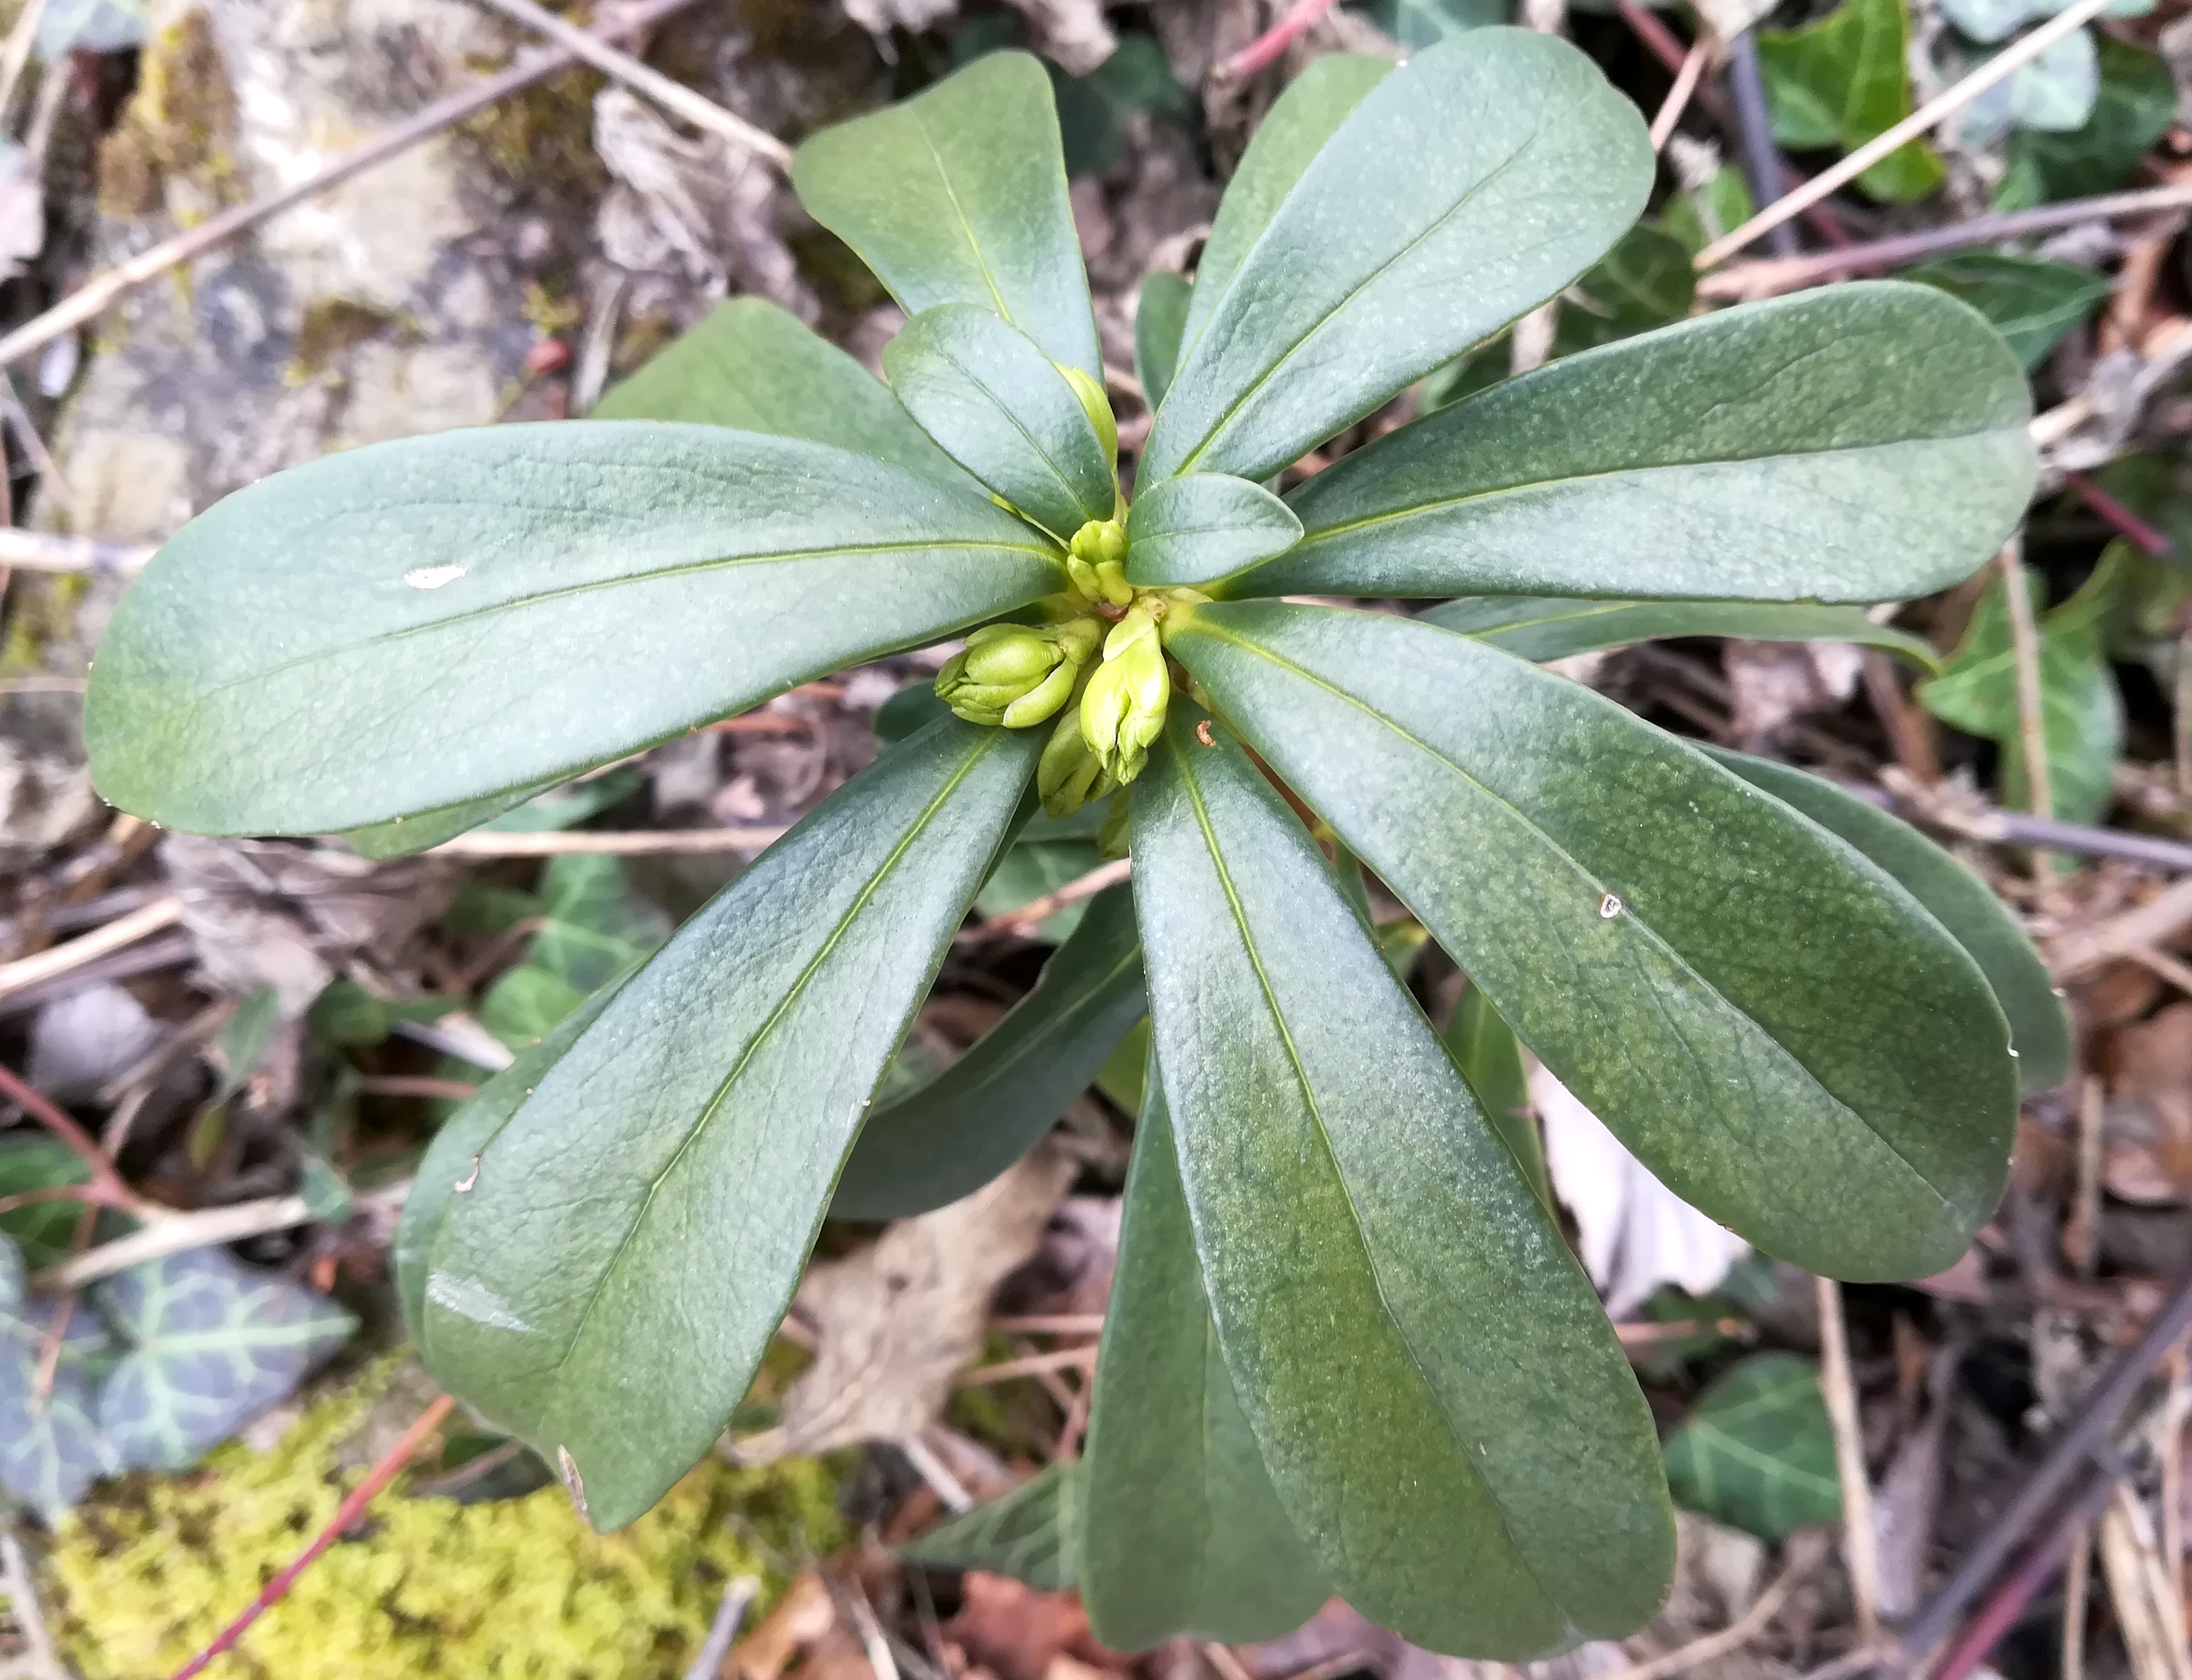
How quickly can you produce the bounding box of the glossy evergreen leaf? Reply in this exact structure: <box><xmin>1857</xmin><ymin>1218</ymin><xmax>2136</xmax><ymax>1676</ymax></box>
<box><xmin>1175</xmin><ymin>53</ymin><xmax>1391</xmax><ymax>363</ymax></box>
<box><xmin>342</xmin><ymin>782</ymin><xmax>556</xmax><ymax>862</ymax></box>
<box><xmin>1998</xmin><ymin>37</ymin><xmax>2173</xmax><ymax>204</ymax></box>
<box><xmin>1421</xmin><ymin>595</ymin><xmax>1939</xmax><ymax>668</ymax></box>
<box><xmin>1903</xmin><ymin>251</ymin><xmax>2109</xmax><ymax>371</ymax></box>
<box><xmin>1079</xmin><ymin>1074</ymin><xmax>1328</xmax><ymax>1649</ymax></box>
<box><xmin>0</xmin><ymin>1250</ymin><xmax>117</xmax><ymax>1517</ymax></box>
<box><xmin>1264</xmin><ymin>285</ymin><xmax>2032</xmax><ymax>602</ymax></box>
<box><xmin>395</xmin><ymin>982</ymin><xmax>626</xmax><ymax>1341</ymax></box>
<box><xmin>1145</xmin><ymin>30</ymin><xmax>1651</xmax><ymax>486</ymax></box>
<box><xmin>1134</xmin><ymin>272</ymin><xmax>1192</xmax><ymax>412</ymax></box>
<box><xmin>1757</xmin><ymin>0</ymin><xmax>1944</xmax><ymax>202</ymax></box>
<box><xmin>1131</xmin><ymin>708</ymin><xmax>1672</xmax><ymax>1657</ymax></box>
<box><xmin>832</xmin><ymin>884</ymin><xmax>1145</xmax><ymax>1221</ymax></box>
<box><xmin>1960</xmin><ymin>28</ymin><xmax>2099</xmax><ymax>144</ymax></box>
<box><xmin>1662</xmin><ymin>1354</ymin><xmax>1840</xmax><ymax>1539</ymax></box>
<box><xmin>420</xmin><ymin>718</ymin><xmax>1040</xmax><ymax>1531</ymax></box>
<box><xmin>1125</xmin><ymin>474</ymin><xmax>1302</xmax><ymax>588</ymax></box>
<box><xmin>85</xmin><ymin>423</ymin><xmax>1062</xmax><ymax>836</ymax></box>
<box><xmin>885</xmin><ymin>305</ymin><xmax>1116</xmax><ymax>541</ymax></box>
<box><xmin>903</xmin><ymin>1461</ymin><xmax>1079</xmax><ymax>1590</ymax></box>
<box><xmin>1170</xmin><ymin>602</ymin><xmax>2017</xmax><ymax>1279</ymax></box>
<box><xmin>1701</xmin><ymin>748</ymin><xmax>2072</xmax><ymax>1093</ymax></box>
<box><xmin>792</xmin><ymin>50</ymin><xmax>1102</xmax><ymax>378</ymax></box>
<box><xmin>590</xmin><ymin>297</ymin><xmax>972</xmax><ymax>486</ymax></box>
<box><xmin>1919</xmin><ymin>547</ymin><xmax>2126</xmax><ymax>824</ymax></box>
<box><xmin>1359</xmin><ymin>0</ymin><xmax>1508</xmax><ymax>44</ymax></box>
<box><xmin>1442</xmin><ymin>986</ymin><xmax>1548</xmax><ymax>1206</ymax></box>
<box><xmin>0</xmin><ymin>1136</ymin><xmax>92</xmax><ymax>1271</ymax></box>
<box><xmin>94</xmin><ymin>1248</ymin><xmax>356</xmax><ymax>1473</ymax></box>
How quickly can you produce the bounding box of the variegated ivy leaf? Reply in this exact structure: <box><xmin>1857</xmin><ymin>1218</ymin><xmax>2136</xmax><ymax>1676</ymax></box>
<box><xmin>94</xmin><ymin>1247</ymin><xmax>356</xmax><ymax>1472</ymax></box>
<box><xmin>0</xmin><ymin>1233</ymin><xmax>119</xmax><ymax>1517</ymax></box>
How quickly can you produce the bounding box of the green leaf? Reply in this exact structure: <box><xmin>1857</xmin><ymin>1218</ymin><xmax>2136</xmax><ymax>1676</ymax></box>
<box><xmin>395</xmin><ymin>981</ymin><xmax>628</xmax><ymax>1342</ymax></box>
<box><xmin>1903</xmin><ymin>251</ymin><xmax>2109</xmax><ymax>371</ymax></box>
<box><xmin>95</xmin><ymin>1248</ymin><xmax>356</xmax><ymax>1473</ymax></box>
<box><xmin>1126</xmin><ymin>474</ymin><xmax>1302</xmax><ymax>588</ymax></box>
<box><xmin>1080</xmin><ymin>1068</ymin><xmax>1330</xmax><ymax>1648</ymax></box>
<box><xmin>1662</xmin><ymin>1354</ymin><xmax>1841</xmax><ymax>1539</ymax></box>
<box><xmin>1146</xmin><ymin>30</ymin><xmax>1650</xmax><ymax>486</ymax></box>
<box><xmin>1999</xmin><ymin>37</ymin><xmax>2174</xmax><ymax>204</ymax></box>
<box><xmin>420</xmin><ymin>718</ymin><xmax>1040</xmax><ymax>1531</ymax></box>
<box><xmin>1357</xmin><ymin>0</ymin><xmax>1508</xmax><ymax>45</ymax></box>
<box><xmin>0</xmin><ymin>1137</ymin><xmax>92</xmax><ymax>1271</ymax></box>
<box><xmin>85</xmin><ymin>423</ymin><xmax>1063</xmax><ymax>836</ymax></box>
<box><xmin>1443</xmin><ymin>987</ymin><xmax>1548</xmax><ymax>1207</ymax></box>
<box><xmin>1939</xmin><ymin>0</ymin><xmax>2149</xmax><ymax>44</ymax></box>
<box><xmin>1420</xmin><ymin>596</ymin><xmax>1940</xmax><ymax>669</ymax></box>
<box><xmin>1660</xmin><ymin>165</ymin><xmax>1755</xmax><ymax>257</ymax></box>
<box><xmin>884</xmin><ymin>305</ymin><xmax>1116</xmax><ymax>542</ymax></box>
<box><xmin>1700</xmin><ymin>748</ymin><xmax>2072</xmax><ymax>1093</ymax></box>
<box><xmin>591</xmin><ymin>297</ymin><xmax>971</xmax><ymax>487</ymax></box>
<box><xmin>1054</xmin><ymin>34</ymin><xmax>1191</xmax><ymax>177</ymax></box>
<box><xmin>1134</xmin><ymin>272</ymin><xmax>1192</xmax><ymax>413</ymax></box>
<box><xmin>1918</xmin><ymin>548</ymin><xmax>2127</xmax><ymax>824</ymax></box>
<box><xmin>832</xmin><ymin>884</ymin><xmax>1145</xmax><ymax>1221</ymax></box>
<box><xmin>792</xmin><ymin>50</ymin><xmax>1102</xmax><ymax>379</ymax></box>
<box><xmin>1169</xmin><ymin>602</ymin><xmax>2017</xmax><ymax>1279</ymax></box>
<box><xmin>1131</xmin><ymin>707</ymin><xmax>1671</xmax><ymax>1657</ymax></box>
<box><xmin>0</xmin><ymin>1253</ymin><xmax>118</xmax><ymax>1517</ymax></box>
<box><xmin>478</xmin><ymin>857</ymin><xmax>667</xmax><ymax>1049</ymax></box>
<box><xmin>1263</xmin><ymin>285</ymin><xmax>2033</xmax><ymax>603</ymax></box>
<box><xmin>1176</xmin><ymin>54</ymin><xmax>1391</xmax><ymax>366</ymax></box>
<box><xmin>903</xmin><ymin>1461</ymin><xmax>1079</xmax><ymax>1590</ymax></box>
<box><xmin>342</xmin><ymin>782</ymin><xmax>562</xmax><ymax>861</ymax></box>
<box><xmin>1551</xmin><ymin>223</ymin><xmax>1694</xmax><ymax>356</ymax></box>
<box><xmin>213</xmin><ymin>987</ymin><xmax>281</xmax><ymax>1105</ymax></box>
<box><xmin>1757</xmin><ymin>0</ymin><xmax>1945</xmax><ymax>203</ymax></box>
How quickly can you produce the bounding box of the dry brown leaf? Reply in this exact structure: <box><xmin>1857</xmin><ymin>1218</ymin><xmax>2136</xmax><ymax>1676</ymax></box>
<box><xmin>2102</xmin><ymin>1004</ymin><xmax>2192</xmax><ymax>1202</ymax></box>
<box><xmin>1005</xmin><ymin>0</ymin><xmax>1118</xmax><ymax>75</ymax></box>
<box><xmin>1722</xmin><ymin>640</ymin><xmax>1863</xmax><ymax>750</ymax></box>
<box><xmin>2100</xmin><ymin>1487</ymin><xmax>2192</xmax><ymax>1680</ymax></box>
<box><xmin>944</xmin><ymin>1572</ymin><xmax>1116</xmax><ymax>1680</ymax></box>
<box><xmin>732</xmin><ymin>1571</ymin><xmax>840</xmax><ymax>1680</ymax></box>
<box><xmin>746</xmin><ymin>1141</ymin><xmax>1079</xmax><ymax>1459</ymax></box>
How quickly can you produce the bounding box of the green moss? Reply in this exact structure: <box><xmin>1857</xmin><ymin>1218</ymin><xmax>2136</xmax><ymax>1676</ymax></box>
<box><xmin>460</xmin><ymin>64</ymin><xmax>609</xmax><ymax>203</ymax></box>
<box><xmin>97</xmin><ymin>10</ymin><xmax>238</xmax><ymax>220</ymax></box>
<box><xmin>47</xmin><ymin>1361</ymin><xmax>850</xmax><ymax>1680</ymax></box>
<box><xmin>288</xmin><ymin>299</ymin><xmax>413</xmax><ymax>383</ymax></box>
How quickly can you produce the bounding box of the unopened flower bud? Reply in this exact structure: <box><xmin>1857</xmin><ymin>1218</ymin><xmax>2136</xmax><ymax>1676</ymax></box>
<box><xmin>1080</xmin><ymin>607</ymin><xmax>1170</xmax><ymax>785</ymax></box>
<box><xmin>936</xmin><ymin>620</ymin><xmax>1101</xmax><ymax>728</ymax></box>
<box><xmin>1038</xmin><ymin>706</ymin><xmax>1116</xmax><ymax>819</ymax></box>
<box><xmin>1066</xmin><ymin>519</ymin><xmax>1131</xmax><ymax>607</ymax></box>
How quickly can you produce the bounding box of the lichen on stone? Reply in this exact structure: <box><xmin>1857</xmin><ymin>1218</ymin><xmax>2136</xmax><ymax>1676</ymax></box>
<box><xmin>46</xmin><ymin>1359</ymin><xmax>850</xmax><ymax>1679</ymax></box>
<box><xmin>96</xmin><ymin>9</ymin><xmax>239</xmax><ymax>220</ymax></box>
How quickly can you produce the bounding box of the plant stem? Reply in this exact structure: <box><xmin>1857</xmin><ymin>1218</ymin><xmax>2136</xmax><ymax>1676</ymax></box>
<box><xmin>1996</xmin><ymin>541</ymin><xmax>2056</xmax><ymax>888</ymax></box>
<box><xmin>1212</xmin><ymin>0</ymin><xmax>1342</xmax><ymax>83</ymax></box>
<box><xmin>167</xmin><ymin>1393</ymin><xmax>455</xmax><ymax>1680</ymax></box>
<box><xmin>1817</xmin><ymin>1276</ymin><xmax>1883</xmax><ymax>1645</ymax></box>
<box><xmin>1725</xmin><ymin>33</ymin><xmax>1799</xmax><ymax>260</ymax></box>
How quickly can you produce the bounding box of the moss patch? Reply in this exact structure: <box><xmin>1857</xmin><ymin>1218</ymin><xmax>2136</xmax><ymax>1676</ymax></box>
<box><xmin>97</xmin><ymin>10</ymin><xmax>238</xmax><ymax>219</ymax></box>
<box><xmin>48</xmin><ymin>1361</ymin><xmax>850</xmax><ymax>1679</ymax></box>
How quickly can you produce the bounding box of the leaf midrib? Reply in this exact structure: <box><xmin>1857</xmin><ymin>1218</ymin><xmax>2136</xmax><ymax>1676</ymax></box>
<box><xmin>1185</xmin><ymin>617</ymin><xmax>1959</xmax><ymax>1218</ymax></box>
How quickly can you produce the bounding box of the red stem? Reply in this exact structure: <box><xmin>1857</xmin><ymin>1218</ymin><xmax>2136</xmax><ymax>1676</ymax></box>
<box><xmin>1213</xmin><ymin>0</ymin><xmax>1340</xmax><ymax>82</ymax></box>
<box><xmin>2066</xmin><ymin>470</ymin><xmax>2173</xmax><ymax>558</ymax></box>
<box><xmin>167</xmin><ymin>1393</ymin><xmax>455</xmax><ymax>1680</ymax></box>
<box><xmin>0</xmin><ymin>1060</ymin><xmax>138</xmax><ymax>1208</ymax></box>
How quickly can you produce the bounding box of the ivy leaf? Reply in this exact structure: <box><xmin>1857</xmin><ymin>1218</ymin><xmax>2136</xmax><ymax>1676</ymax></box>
<box><xmin>1902</xmin><ymin>251</ymin><xmax>2110</xmax><ymax>371</ymax></box>
<box><xmin>93</xmin><ymin>1248</ymin><xmax>355</xmax><ymax>1474</ymax></box>
<box><xmin>793</xmin><ymin>50</ymin><xmax>1103</xmax><ymax>379</ymax></box>
<box><xmin>1954</xmin><ymin>28</ymin><xmax>2098</xmax><ymax>146</ymax></box>
<box><xmin>885</xmin><ymin>305</ymin><xmax>1116</xmax><ymax>543</ymax></box>
<box><xmin>1145</xmin><ymin>29</ymin><xmax>1651</xmax><ymax>486</ymax></box>
<box><xmin>903</xmin><ymin>1462</ymin><xmax>1079</xmax><ymax>1590</ymax></box>
<box><xmin>1079</xmin><ymin>1072</ymin><xmax>1330</xmax><ymax>1648</ymax></box>
<box><xmin>420</xmin><ymin>719</ymin><xmax>1040</xmax><ymax>1531</ymax></box>
<box><xmin>1132</xmin><ymin>707</ymin><xmax>1671</xmax><ymax>1657</ymax></box>
<box><xmin>1938</xmin><ymin>0</ymin><xmax>2147</xmax><ymax>44</ymax></box>
<box><xmin>0</xmin><ymin>1243</ymin><xmax>119</xmax><ymax>1517</ymax></box>
<box><xmin>38</xmin><ymin>0</ymin><xmax>145</xmax><ymax>58</ymax></box>
<box><xmin>1054</xmin><ymin>35</ymin><xmax>1190</xmax><ymax>177</ymax></box>
<box><xmin>1134</xmin><ymin>273</ymin><xmax>1192</xmax><ymax>412</ymax></box>
<box><xmin>834</xmin><ymin>885</ymin><xmax>1144</xmax><ymax>1222</ymax></box>
<box><xmin>85</xmin><ymin>425</ymin><xmax>1063</xmax><ymax>836</ymax></box>
<box><xmin>0</xmin><ymin>1136</ymin><xmax>92</xmax><ymax>1271</ymax></box>
<box><xmin>1998</xmin><ymin>36</ymin><xmax>2174</xmax><ymax>204</ymax></box>
<box><xmin>1353</xmin><ymin>0</ymin><xmax>1508</xmax><ymax>45</ymax></box>
<box><xmin>1757</xmin><ymin>0</ymin><xmax>1945</xmax><ymax>202</ymax></box>
<box><xmin>1663</xmin><ymin>1354</ymin><xmax>1841</xmax><ymax>1539</ymax></box>
<box><xmin>1266</xmin><ymin>285</ymin><xmax>2032</xmax><ymax>604</ymax></box>
<box><xmin>1701</xmin><ymin>748</ymin><xmax>2072</xmax><ymax>1094</ymax></box>
<box><xmin>480</xmin><ymin>856</ymin><xmax>667</xmax><ymax>1049</ymax></box>
<box><xmin>591</xmin><ymin>297</ymin><xmax>973</xmax><ymax>488</ymax></box>
<box><xmin>1171</xmin><ymin>602</ymin><xmax>2018</xmax><ymax>1280</ymax></box>
<box><xmin>1918</xmin><ymin>547</ymin><xmax>2127</xmax><ymax>824</ymax></box>
<box><xmin>1551</xmin><ymin>223</ymin><xmax>1694</xmax><ymax>356</ymax></box>
<box><xmin>1421</xmin><ymin>596</ymin><xmax>1939</xmax><ymax>669</ymax></box>
<box><xmin>1126</xmin><ymin>474</ymin><xmax>1303</xmax><ymax>589</ymax></box>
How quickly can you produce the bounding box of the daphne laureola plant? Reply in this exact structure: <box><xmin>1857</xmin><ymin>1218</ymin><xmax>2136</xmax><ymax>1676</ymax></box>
<box><xmin>84</xmin><ymin>28</ymin><xmax>2070</xmax><ymax>1658</ymax></box>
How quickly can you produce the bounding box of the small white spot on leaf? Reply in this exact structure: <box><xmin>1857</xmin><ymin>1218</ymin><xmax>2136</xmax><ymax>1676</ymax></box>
<box><xmin>1599</xmin><ymin>893</ymin><xmax>1624</xmax><ymax>919</ymax></box>
<box><xmin>453</xmin><ymin>1156</ymin><xmax>480</xmax><ymax>1193</ymax></box>
<box><xmin>558</xmin><ymin>1447</ymin><xmax>590</xmax><ymax>1524</ymax></box>
<box><xmin>425</xmin><ymin>1272</ymin><xmax>532</xmax><ymax>1333</ymax></box>
<box><xmin>403</xmin><ymin>564</ymin><xmax>467</xmax><ymax>590</ymax></box>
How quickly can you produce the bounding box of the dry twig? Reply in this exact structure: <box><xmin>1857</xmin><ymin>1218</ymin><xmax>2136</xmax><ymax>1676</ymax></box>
<box><xmin>36</xmin><ymin>1195</ymin><xmax>315</xmax><ymax>1291</ymax></box>
<box><xmin>0</xmin><ymin>895</ymin><xmax>180</xmax><ymax>1002</ymax></box>
<box><xmin>1603</xmin><ymin>1549</ymin><xmax>1814</xmax><ymax>1680</ymax></box>
<box><xmin>958</xmin><ymin>858</ymin><xmax>1132</xmax><ymax>943</ymax></box>
<box><xmin>428</xmin><ymin>826</ymin><xmax>789</xmax><ymax>857</ymax></box>
<box><xmin>1996</xmin><ymin>541</ymin><xmax>2057</xmax><ymax>889</ymax></box>
<box><xmin>1817</xmin><ymin>1275</ymin><xmax>1883</xmax><ymax>1645</ymax></box>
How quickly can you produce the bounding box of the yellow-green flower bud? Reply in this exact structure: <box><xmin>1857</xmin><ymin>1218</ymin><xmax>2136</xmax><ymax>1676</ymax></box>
<box><xmin>1080</xmin><ymin>606</ymin><xmax>1170</xmax><ymax>785</ymax></box>
<box><xmin>1038</xmin><ymin>706</ymin><xmax>1116</xmax><ymax>819</ymax></box>
<box><xmin>936</xmin><ymin>620</ymin><xmax>1101</xmax><ymax>728</ymax></box>
<box><xmin>1066</xmin><ymin>519</ymin><xmax>1131</xmax><ymax>607</ymax></box>
<box><xmin>1057</xmin><ymin>363</ymin><xmax>1118</xmax><ymax>471</ymax></box>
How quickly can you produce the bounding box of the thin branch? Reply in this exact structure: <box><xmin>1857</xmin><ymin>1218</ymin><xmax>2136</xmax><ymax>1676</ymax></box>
<box><xmin>0</xmin><ymin>0</ymin><xmax>707</xmax><ymax>373</ymax></box>
<box><xmin>1649</xmin><ymin>43</ymin><xmax>1708</xmax><ymax>152</ymax></box>
<box><xmin>0</xmin><ymin>529</ymin><xmax>153</xmax><ymax>575</ymax></box>
<box><xmin>1695</xmin><ymin>0</ymin><xmax>2118</xmax><ymax>269</ymax></box>
<box><xmin>0</xmin><ymin>895</ymin><xmax>181</xmax><ymax>1002</ymax></box>
<box><xmin>1996</xmin><ymin>542</ymin><xmax>2057</xmax><ymax>887</ymax></box>
<box><xmin>1600</xmin><ymin>1553</ymin><xmax>1811</xmax><ymax>1680</ymax></box>
<box><xmin>0</xmin><ymin>1528</ymin><xmax>62</xmax><ymax>1680</ymax></box>
<box><xmin>426</xmin><ymin>824</ymin><xmax>790</xmax><ymax>856</ymax></box>
<box><xmin>356</xmin><ymin>1075</ymin><xmax>482</xmax><ymax>1102</ymax></box>
<box><xmin>957</xmin><ymin>858</ymin><xmax>1132</xmax><ymax>943</ymax></box>
<box><xmin>2067</xmin><ymin>471</ymin><xmax>2173</xmax><ymax>558</ymax></box>
<box><xmin>2048</xmin><ymin>876</ymin><xmax>2192</xmax><ymax>980</ymax></box>
<box><xmin>1698</xmin><ymin>182</ymin><xmax>2192</xmax><ymax>300</ymax></box>
<box><xmin>167</xmin><ymin>1393</ymin><xmax>455</xmax><ymax>1680</ymax></box>
<box><xmin>958</xmin><ymin>1345</ymin><xmax>1098</xmax><ymax>1386</ymax></box>
<box><xmin>36</xmin><ymin>1195</ymin><xmax>314</xmax><ymax>1292</ymax></box>
<box><xmin>2065</xmin><ymin>1519</ymin><xmax>2093</xmax><ymax>1680</ymax></box>
<box><xmin>467</xmin><ymin>0</ymin><xmax>790</xmax><ymax>169</ymax></box>
<box><xmin>2065</xmin><ymin>1076</ymin><xmax>2104</xmax><ymax>1275</ymax></box>
<box><xmin>1923</xmin><ymin>1461</ymin><xmax>2124</xmax><ymax>1680</ymax></box>
<box><xmin>1726</xmin><ymin>33</ymin><xmax>1799</xmax><ymax>260</ymax></box>
<box><xmin>1817</xmin><ymin>1275</ymin><xmax>1883</xmax><ymax>1646</ymax></box>
<box><xmin>1212</xmin><ymin>0</ymin><xmax>1343</xmax><ymax>83</ymax></box>
<box><xmin>682</xmin><ymin>1577</ymin><xmax>761</xmax><ymax>1680</ymax></box>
